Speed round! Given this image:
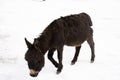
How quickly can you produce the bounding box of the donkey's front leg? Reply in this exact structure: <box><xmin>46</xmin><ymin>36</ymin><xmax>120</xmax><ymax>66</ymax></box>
<box><xmin>48</xmin><ymin>48</ymin><xmax>58</xmax><ymax>68</ymax></box>
<box><xmin>56</xmin><ymin>47</ymin><xmax>63</xmax><ymax>74</ymax></box>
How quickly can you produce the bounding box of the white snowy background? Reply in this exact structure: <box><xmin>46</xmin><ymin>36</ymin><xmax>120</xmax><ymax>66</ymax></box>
<box><xmin>0</xmin><ymin>0</ymin><xmax>120</xmax><ymax>80</ymax></box>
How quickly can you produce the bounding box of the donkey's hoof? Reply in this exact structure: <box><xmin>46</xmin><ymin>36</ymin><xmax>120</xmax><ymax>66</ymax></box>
<box><xmin>71</xmin><ymin>62</ymin><xmax>75</xmax><ymax>65</ymax></box>
<box><xmin>56</xmin><ymin>70</ymin><xmax>61</xmax><ymax>74</ymax></box>
<box><xmin>71</xmin><ymin>60</ymin><xmax>76</xmax><ymax>65</ymax></box>
<box><xmin>91</xmin><ymin>60</ymin><xmax>94</xmax><ymax>63</ymax></box>
<box><xmin>56</xmin><ymin>68</ymin><xmax>62</xmax><ymax>74</ymax></box>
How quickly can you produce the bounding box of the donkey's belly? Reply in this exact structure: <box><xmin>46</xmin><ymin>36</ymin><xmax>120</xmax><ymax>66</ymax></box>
<box><xmin>64</xmin><ymin>30</ymin><xmax>88</xmax><ymax>47</ymax></box>
<box><xmin>65</xmin><ymin>41</ymin><xmax>83</xmax><ymax>47</ymax></box>
<box><xmin>64</xmin><ymin>35</ymin><xmax>86</xmax><ymax>47</ymax></box>
<box><xmin>66</xmin><ymin>44</ymin><xmax>81</xmax><ymax>47</ymax></box>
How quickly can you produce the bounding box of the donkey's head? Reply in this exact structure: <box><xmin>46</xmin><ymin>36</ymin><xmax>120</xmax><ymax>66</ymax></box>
<box><xmin>25</xmin><ymin>38</ymin><xmax>44</xmax><ymax>77</ymax></box>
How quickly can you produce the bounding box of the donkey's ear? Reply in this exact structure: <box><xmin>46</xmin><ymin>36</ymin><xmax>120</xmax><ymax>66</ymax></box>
<box><xmin>25</xmin><ymin>38</ymin><xmax>32</xmax><ymax>49</ymax></box>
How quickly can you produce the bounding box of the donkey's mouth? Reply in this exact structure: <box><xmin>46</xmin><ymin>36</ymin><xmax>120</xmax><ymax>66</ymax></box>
<box><xmin>30</xmin><ymin>69</ymin><xmax>39</xmax><ymax>77</ymax></box>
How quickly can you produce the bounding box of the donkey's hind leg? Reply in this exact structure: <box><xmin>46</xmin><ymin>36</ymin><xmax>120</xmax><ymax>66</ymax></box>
<box><xmin>71</xmin><ymin>46</ymin><xmax>81</xmax><ymax>65</ymax></box>
<box><xmin>87</xmin><ymin>35</ymin><xmax>95</xmax><ymax>63</ymax></box>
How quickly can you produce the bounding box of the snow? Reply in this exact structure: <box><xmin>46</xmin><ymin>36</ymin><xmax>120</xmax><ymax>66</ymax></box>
<box><xmin>0</xmin><ymin>0</ymin><xmax>120</xmax><ymax>80</ymax></box>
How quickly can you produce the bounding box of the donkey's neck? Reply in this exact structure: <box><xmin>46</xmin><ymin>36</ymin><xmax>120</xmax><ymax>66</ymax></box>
<box><xmin>37</xmin><ymin>33</ymin><xmax>51</xmax><ymax>55</ymax></box>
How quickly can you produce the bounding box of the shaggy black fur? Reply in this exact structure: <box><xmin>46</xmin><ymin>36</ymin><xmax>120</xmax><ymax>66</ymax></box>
<box><xmin>25</xmin><ymin>12</ymin><xmax>95</xmax><ymax>77</ymax></box>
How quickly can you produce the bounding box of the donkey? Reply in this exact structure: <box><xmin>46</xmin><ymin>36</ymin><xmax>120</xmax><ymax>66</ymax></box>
<box><xmin>25</xmin><ymin>12</ymin><xmax>95</xmax><ymax>77</ymax></box>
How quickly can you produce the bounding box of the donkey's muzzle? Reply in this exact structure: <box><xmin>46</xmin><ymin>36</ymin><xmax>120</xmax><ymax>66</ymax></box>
<box><xmin>30</xmin><ymin>69</ymin><xmax>39</xmax><ymax>77</ymax></box>
<box><xmin>30</xmin><ymin>73</ymin><xmax>38</xmax><ymax>77</ymax></box>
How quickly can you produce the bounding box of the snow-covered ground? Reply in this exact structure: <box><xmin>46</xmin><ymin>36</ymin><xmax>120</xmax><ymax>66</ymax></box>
<box><xmin>0</xmin><ymin>0</ymin><xmax>120</xmax><ymax>80</ymax></box>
